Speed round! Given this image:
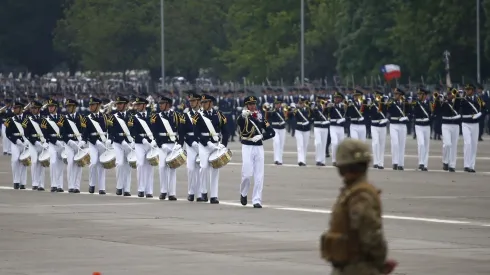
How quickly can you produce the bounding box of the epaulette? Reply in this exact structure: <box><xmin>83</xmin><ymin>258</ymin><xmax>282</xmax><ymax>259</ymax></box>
<box><xmin>57</xmin><ymin>116</ymin><xmax>65</xmax><ymax>127</ymax></box>
<box><xmin>178</xmin><ymin>114</ymin><xmax>185</xmax><ymax>124</ymax></box>
<box><xmin>128</xmin><ymin>116</ymin><xmax>134</xmax><ymax>127</ymax></box>
<box><xmin>3</xmin><ymin>118</ymin><xmax>10</xmax><ymax>127</ymax></box>
<box><xmin>80</xmin><ymin>116</ymin><xmax>87</xmax><ymax>128</ymax></box>
<box><xmin>191</xmin><ymin>113</ymin><xmax>199</xmax><ymax>125</ymax></box>
<box><xmin>218</xmin><ymin>111</ymin><xmax>227</xmax><ymax>124</ymax></box>
<box><xmin>40</xmin><ymin>119</ymin><xmax>48</xmax><ymax>129</ymax></box>
<box><xmin>21</xmin><ymin>117</ymin><xmax>29</xmax><ymax>128</ymax></box>
<box><xmin>150</xmin><ymin>114</ymin><xmax>157</xmax><ymax>124</ymax></box>
<box><xmin>105</xmin><ymin>114</ymin><xmax>114</xmax><ymax>126</ymax></box>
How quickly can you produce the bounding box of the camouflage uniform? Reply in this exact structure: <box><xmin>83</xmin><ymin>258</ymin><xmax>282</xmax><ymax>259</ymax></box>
<box><xmin>321</xmin><ymin>139</ymin><xmax>388</xmax><ymax>275</ymax></box>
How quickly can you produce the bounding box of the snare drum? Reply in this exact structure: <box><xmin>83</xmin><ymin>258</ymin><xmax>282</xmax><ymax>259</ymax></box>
<box><xmin>74</xmin><ymin>149</ymin><xmax>90</xmax><ymax>167</ymax></box>
<box><xmin>166</xmin><ymin>147</ymin><xmax>187</xmax><ymax>169</ymax></box>
<box><xmin>208</xmin><ymin>147</ymin><xmax>233</xmax><ymax>169</ymax></box>
<box><xmin>38</xmin><ymin>149</ymin><xmax>50</xmax><ymax>167</ymax></box>
<box><xmin>61</xmin><ymin>149</ymin><xmax>68</xmax><ymax>165</ymax></box>
<box><xmin>146</xmin><ymin>149</ymin><xmax>159</xmax><ymax>166</ymax></box>
<box><xmin>127</xmin><ymin>150</ymin><xmax>137</xmax><ymax>169</ymax></box>
<box><xmin>99</xmin><ymin>149</ymin><xmax>116</xmax><ymax>169</ymax></box>
<box><xmin>19</xmin><ymin>149</ymin><xmax>31</xmax><ymax>167</ymax></box>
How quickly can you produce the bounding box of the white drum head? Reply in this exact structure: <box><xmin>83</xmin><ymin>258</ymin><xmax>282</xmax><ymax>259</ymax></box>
<box><xmin>74</xmin><ymin>149</ymin><xmax>89</xmax><ymax>161</ymax></box>
<box><xmin>146</xmin><ymin>149</ymin><xmax>159</xmax><ymax>159</ymax></box>
<box><xmin>208</xmin><ymin>148</ymin><xmax>222</xmax><ymax>161</ymax></box>
<box><xmin>20</xmin><ymin>150</ymin><xmax>30</xmax><ymax>160</ymax></box>
<box><xmin>100</xmin><ymin>150</ymin><xmax>115</xmax><ymax>163</ymax></box>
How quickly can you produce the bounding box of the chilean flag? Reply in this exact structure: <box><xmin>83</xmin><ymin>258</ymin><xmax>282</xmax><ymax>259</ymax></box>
<box><xmin>381</xmin><ymin>64</ymin><xmax>401</xmax><ymax>81</ymax></box>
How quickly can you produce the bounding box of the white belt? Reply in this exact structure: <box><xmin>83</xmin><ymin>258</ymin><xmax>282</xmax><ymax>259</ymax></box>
<box><xmin>415</xmin><ymin>118</ymin><xmax>429</xmax><ymax>122</ymax></box>
<box><xmin>330</xmin><ymin>119</ymin><xmax>338</xmax><ymax>122</ymax></box>
<box><xmin>314</xmin><ymin>121</ymin><xmax>329</xmax><ymax>125</ymax></box>
<box><xmin>186</xmin><ymin>132</ymin><xmax>194</xmax><ymax>136</ymax></box>
<box><xmin>201</xmin><ymin>133</ymin><xmax>210</xmax><ymax>136</ymax></box>
<box><xmin>442</xmin><ymin>116</ymin><xmax>459</xmax><ymax>120</ymax></box>
<box><xmin>158</xmin><ymin>133</ymin><xmax>171</xmax><ymax>136</ymax></box>
<box><xmin>50</xmin><ymin>134</ymin><xmax>58</xmax><ymax>137</ymax></box>
<box><xmin>31</xmin><ymin>134</ymin><xmax>40</xmax><ymax>137</ymax></box>
<box><xmin>13</xmin><ymin>133</ymin><xmax>21</xmax><ymax>136</ymax></box>
<box><xmin>272</xmin><ymin>122</ymin><xmax>285</xmax><ymax>125</ymax></box>
<box><xmin>462</xmin><ymin>115</ymin><xmax>474</xmax><ymax>118</ymax></box>
<box><xmin>372</xmin><ymin>120</ymin><xmax>380</xmax><ymax>123</ymax></box>
<box><xmin>117</xmin><ymin>133</ymin><xmax>124</xmax><ymax>136</ymax></box>
<box><xmin>391</xmin><ymin>117</ymin><xmax>400</xmax><ymax>120</ymax></box>
<box><xmin>139</xmin><ymin>133</ymin><xmax>148</xmax><ymax>137</ymax></box>
<box><xmin>90</xmin><ymin>132</ymin><xmax>106</xmax><ymax>136</ymax></box>
<box><xmin>350</xmin><ymin>118</ymin><xmax>362</xmax><ymax>121</ymax></box>
<box><xmin>241</xmin><ymin>137</ymin><xmax>259</xmax><ymax>141</ymax></box>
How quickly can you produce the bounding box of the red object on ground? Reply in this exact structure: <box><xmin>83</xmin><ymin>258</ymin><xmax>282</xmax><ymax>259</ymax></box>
<box><xmin>383</xmin><ymin>259</ymin><xmax>398</xmax><ymax>274</ymax></box>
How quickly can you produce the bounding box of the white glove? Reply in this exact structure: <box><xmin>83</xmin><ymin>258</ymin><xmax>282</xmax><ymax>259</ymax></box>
<box><xmin>35</xmin><ymin>141</ymin><xmax>42</xmax><ymax>147</ymax></box>
<box><xmin>399</xmin><ymin>116</ymin><xmax>408</xmax><ymax>122</ymax></box>
<box><xmin>217</xmin><ymin>143</ymin><xmax>226</xmax><ymax>149</ymax></box>
<box><xmin>150</xmin><ymin>140</ymin><xmax>157</xmax><ymax>147</ymax></box>
<box><xmin>301</xmin><ymin>121</ymin><xmax>309</xmax><ymax>126</ymax></box>
<box><xmin>78</xmin><ymin>140</ymin><xmax>86</xmax><ymax>148</ymax></box>
<box><xmin>358</xmin><ymin>117</ymin><xmax>364</xmax><ymax>121</ymax></box>
<box><xmin>142</xmin><ymin>138</ymin><xmax>150</xmax><ymax>146</ymax></box>
<box><xmin>242</xmin><ymin>109</ymin><xmax>251</xmax><ymax>118</ymax></box>
<box><xmin>173</xmin><ymin>144</ymin><xmax>182</xmax><ymax>151</ymax></box>
<box><xmin>42</xmin><ymin>142</ymin><xmax>49</xmax><ymax>149</ymax></box>
<box><xmin>337</xmin><ymin>118</ymin><xmax>346</xmax><ymax>124</ymax></box>
<box><xmin>23</xmin><ymin>140</ymin><xmax>29</xmax><ymax>147</ymax></box>
<box><xmin>207</xmin><ymin>141</ymin><xmax>218</xmax><ymax>150</ymax></box>
<box><xmin>105</xmin><ymin>139</ymin><xmax>112</xmax><ymax>147</ymax></box>
<box><xmin>183</xmin><ymin>107</ymin><xmax>189</xmax><ymax>113</ymax></box>
<box><xmin>16</xmin><ymin>139</ymin><xmax>23</xmax><ymax>146</ymax></box>
<box><xmin>251</xmin><ymin>135</ymin><xmax>263</xmax><ymax>142</ymax></box>
<box><xmin>130</xmin><ymin>142</ymin><xmax>135</xmax><ymax>149</ymax></box>
<box><xmin>96</xmin><ymin>140</ymin><xmax>105</xmax><ymax>150</ymax></box>
<box><xmin>56</xmin><ymin>140</ymin><xmax>64</xmax><ymax>147</ymax></box>
<box><xmin>473</xmin><ymin>112</ymin><xmax>482</xmax><ymax>119</ymax></box>
<box><xmin>452</xmin><ymin>115</ymin><xmax>461</xmax><ymax>120</ymax></box>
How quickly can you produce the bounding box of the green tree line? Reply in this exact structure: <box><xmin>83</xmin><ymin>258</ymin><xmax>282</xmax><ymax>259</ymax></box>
<box><xmin>1</xmin><ymin>0</ymin><xmax>490</xmax><ymax>84</ymax></box>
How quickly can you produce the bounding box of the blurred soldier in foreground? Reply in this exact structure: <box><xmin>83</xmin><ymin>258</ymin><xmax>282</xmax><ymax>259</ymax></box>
<box><xmin>320</xmin><ymin>139</ymin><xmax>397</xmax><ymax>275</ymax></box>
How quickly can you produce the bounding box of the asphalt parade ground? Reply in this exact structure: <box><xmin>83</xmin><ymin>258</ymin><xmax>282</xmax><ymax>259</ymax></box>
<box><xmin>0</xmin><ymin>135</ymin><xmax>489</xmax><ymax>275</ymax></box>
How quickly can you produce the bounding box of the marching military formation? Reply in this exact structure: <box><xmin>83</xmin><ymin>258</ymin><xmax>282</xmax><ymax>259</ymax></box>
<box><xmin>1</xmin><ymin>91</ymin><xmax>277</xmax><ymax>208</ymax></box>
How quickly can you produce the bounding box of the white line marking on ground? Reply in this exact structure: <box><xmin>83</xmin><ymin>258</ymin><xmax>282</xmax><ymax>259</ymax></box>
<box><xmin>1</xmin><ymin>186</ymin><xmax>490</xmax><ymax>227</ymax></box>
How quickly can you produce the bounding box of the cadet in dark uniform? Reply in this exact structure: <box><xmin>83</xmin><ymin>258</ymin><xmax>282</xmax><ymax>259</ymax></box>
<box><xmin>5</xmin><ymin>101</ymin><xmax>28</xmax><ymax>189</ymax></box>
<box><xmin>366</xmin><ymin>91</ymin><xmax>388</xmax><ymax>169</ymax></box>
<box><xmin>237</xmin><ymin>96</ymin><xmax>275</xmax><ymax>208</ymax></box>
<box><xmin>327</xmin><ymin>91</ymin><xmax>347</xmax><ymax>166</ymax></box>
<box><xmin>312</xmin><ymin>96</ymin><xmax>329</xmax><ymax>166</ymax></box>
<box><xmin>294</xmin><ymin>96</ymin><xmax>311</xmax><ymax>166</ymax></box>
<box><xmin>460</xmin><ymin>84</ymin><xmax>483</xmax><ymax>172</ymax></box>
<box><xmin>266</xmin><ymin>98</ymin><xmax>287</xmax><ymax>165</ymax></box>
<box><xmin>1</xmin><ymin>99</ymin><xmax>13</xmax><ymax>155</ymax></box>
<box><xmin>219</xmin><ymin>90</ymin><xmax>236</xmax><ymax>142</ymax></box>
<box><xmin>23</xmin><ymin>101</ymin><xmax>47</xmax><ymax>190</ymax></box>
<box><xmin>412</xmin><ymin>88</ymin><xmax>432</xmax><ymax>171</ymax></box>
<box><xmin>182</xmin><ymin>93</ymin><xmax>201</xmax><ymax>201</ymax></box>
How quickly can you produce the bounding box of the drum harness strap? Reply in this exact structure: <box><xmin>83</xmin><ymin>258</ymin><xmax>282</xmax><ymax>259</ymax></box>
<box><xmin>135</xmin><ymin>116</ymin><xmax>155</xmax><ymax>142</ymax></box>
<box><xmin>66</xmin><ymin>116</ymin><xmax>83</xmax><ymax>142</ymax></box>
<box><xmin>45</xmin><ymin>117</ymin><xmax>61</xmax><ymax>138</ymax></box>
<box><xmin>114</xmin><ymin>114</ymin><xmax>134</xmax><ymax>143</ymax></box>
<box><xmin>241</xmin><ymin>117</ymin><xmax>262</xmax><ymax>141</ymax></box>
<box><xmin>199</xmin><ymin>111</ymin><xmax>220</xmax><ymax>142</ymax></box>
<box><xmin>12</xmin><ymin>119</ymin><xmax>25</xmax><ymax>140</ymax></box>
<box><xmin>158</xmin><ymin>114</ymin><xmax>176</xmax><ymax>142</ymax></box>
<box><xmin>28</xmin><ymin>117</ymin><xmax>46</xmax><ymax>143</ymax></box>
<box><xmin>88</xmin><ymin>114</ymin><xmax>108</xmax><ymax>142</ymax></box>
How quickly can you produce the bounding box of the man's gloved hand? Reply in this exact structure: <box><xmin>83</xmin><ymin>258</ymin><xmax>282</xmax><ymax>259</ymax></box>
<box><xmin>142</xmin><ymin>138</ymin><xmax>150</xmax><ymax>146</ymax></box>
<box><xmin>42</xmin><ymin>142</ymin><xmax>49</xmax><ymax>149</ymax></box>
<box><xmin>207</xmin><ymin>141</ymin><xmax>218</xmax><ymax>150</ymax></box>
<box><xmin>16</xmin><ymin>139</ymin><xmax>23</xmax><ymax>146</ymax></box>
<box><xmin>242</xmin><ymin>109</ymin><xmax>251</xmax><ymax>118</ymax></box>
<box><xmin>150</xmin><ymin>140</ymin><xmax>157</xmax><ymax>148</ymax></box>
<box><xmin>105</xmin><ymin>139</ymin><xmax>112</xmax><ymax>147</ymax></box>
<box><xmin>191</xmin><ymin>141</ymin><xmax>199</xmax><ymax>151</ymax></box>
<box><xmin>56</xmin><ymin>140</ymin><xmax>64</xmax><ymax>147</ymax></box>
<box><xmin>251</xmin><ymin>135</ymin><xmax>263</xmax><ymax>142</ymax></box>
<box><xmin>78</xmin><ymin>140</ymin><xmax>86</xmax><ymax>148</ymax></box>
<box><xmin>35</xmin><ymin>141</ymin><xmax>42</xmax><ymax>147</ymax></box>
<box><xmin>217</xmin><ymin>143</ymin><xmax>226</xmax><ymax>149</ymax></box>
<box><xmin>173</xmin><ymin>143</ymin><xmax>182</xmax><ymax>151</ymax></box>
<box><xmin>68</xmin><ymin>140</ymin><xmax>78</xmax><ymax>150</ymax></box>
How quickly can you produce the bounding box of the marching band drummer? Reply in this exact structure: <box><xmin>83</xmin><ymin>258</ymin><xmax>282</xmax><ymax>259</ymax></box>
<box><xmin>367</xmin><ymin>90</ymin><xmax>388</xmax><ymax>169</ymax></box>
<box><xmin>237</xmin><ymin>96</ymin><xmax>275</xmax><ymax>208</ymax></box>
<box><xmin>41</xmin><ymin>99</ymin><xmax>66</xmax><ymax>192</ymax></box>
<box><xmin>4</xmin><ymin>101</ymin><xmax>27</xmax><ymax>189</ymax></box>
<box><xmin>461</xmin><ymin>84</ymin><xmax>483</xmax><ymax>173</ymax></box>
<box><xmin>109</xmin><ymin>96</ymin><xmax>133</xmax><ymax>196</ymax></box>
<box><xmin>22</xmin><ymin>100</ymin><xmax>47</xmax><ymax>191</ymax></box>
<box><xmin>82</xmin><ymin>97</ymin><xmax>113</xmax><ymax>195</ymax></box>
<box><xmin>294</xmin><ymin>96</ymin><xmax>311</xmax><ymax>166</ymax></box>
<box><xmin>151</xmin><ymin>95</ymin><xmax>184</xmax><ymax>201</ymax></box>
<box><xmin>326</xmin><ymin>91</ymin><xmax>347</xmax><ymax>166</ymax></box>
<box><xmin>193</xmin><ymin>94</ymin><xmax>229</xmax><ymax>204</ymax></box>
<box><xmin>128</xmin><ymin>96</ymin><xmax>156</xmax><ymax>198</ymax></box>
<box><xmin>182</xmin><ymin>93</ymin><xmax>202</xmax><ymax>202</ymax></box>
<box><xmin>61</xmin><ymin>98</ymin><xmax>86</xmax><ymax>193</ymax></box>
<box><xmin>412</xmin><ymin>88</ymin><xmax>432</xmax><ymax>171</ymax></box>
<box><xmin>1</xmin><ymin>98</ymin><xmax>13</xmax><ymax>155</ymax></box>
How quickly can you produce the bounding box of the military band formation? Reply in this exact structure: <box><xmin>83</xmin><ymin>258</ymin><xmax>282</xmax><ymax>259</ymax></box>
<box><xmin>0</xmin><ymin>84</ymin><xmax>487</xmax><ymax>207</ymax></box>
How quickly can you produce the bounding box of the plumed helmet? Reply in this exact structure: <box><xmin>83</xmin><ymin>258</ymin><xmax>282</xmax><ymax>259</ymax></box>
<box><xmin>335</xmin><ymin>138</ymin><xmax>372</xmax><ymax>166</ymax></box>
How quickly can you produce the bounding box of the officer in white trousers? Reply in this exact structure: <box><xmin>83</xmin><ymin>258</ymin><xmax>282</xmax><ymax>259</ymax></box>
<box><xmin>61</xmin><ymin>99</ymin><xmax>85</xmax><ymax>193</ymax></box>
<box><xmin>128</xmin><ymin>96</ymin><xmax>155</xmax><ymax>197</ymax></box>
<box><xmin>312</xmin><ymin>96</ymin><xmax>329</xmax><ymax>166</ymax></box>
<box><xmin>385</xmin><ymin>88</ymin><xmax>411</xmax><ymax>170</ymax></box>
<box><xmin>1</xmin><ymin>99</ymin><xmax>13</xmax><ymax>155</ymax></box>
<box><xmin>110</xmin><ymin>96</ymin><xmax>133</xmax><ymax>196</ymax></box>
<box><xmin>293</xmin><ymin>97</ymin><xmax>311</xmax><ymax>166</ymax></box>
<box><xmin>433</xmin><ymin>88</ymin><xmax>461</xmax><ymax>172</ymax></box>
<box><xmin>41</xmin><ymin>99</ymin><xmax>66</xmax><ymax>192</ymax></box>
<box><xmin>460</xmin><ymin>84</ymin><xmax>483</xmax><ymax>173</ymax></box>
<box><xmin>326</xmin><ymin>91</ymin><xmax>346</xmax><ymax>166</ymax></box>
<box><xmin>266</xmin><ymin>99</ymin><xmax>287</xmax><ymax>165</ymax></box>
<box><xmin>151</xmin><ymin>95</ymin><xmax>183</xmax><ymax>201</ymax></box>
<box><xmin>412</xmin><ymin>88</ymin><xmax>432</xmax><ymax>171</ymax></box>
<box><xmin>22</xmin><ymin>101</ymin><xmax>46</xmax><ymax>190</ymax></box>
<box><xmin>237</xmin><ymin>96</ymin><xmax>275</xmax><ymax>208</ymax></box>
<box><xmin>367</xmin><ymin>91</ymin><xmax>388</xmax><ymax>169</ymax></box>
<box><xmin>182</xmin><ymin>93</ymin><xmax>201</xmax><ymax>201</ymax></box>
<box><xmin>82</xmin><ymin>97</ymin><xmax>112</xmax><ymax>195</ymax></box>
<box><xmin>5</xmin><ymin>101</ymin><xmax>27</xmax><ymax>189</ymax></box>
<box><xmin>345</xmin><ymin>89</ymin><xmax>367</xmax><ymax>141</ymax></box>
<box><xmin>194</xmin><ymin>94</ymin><xmax>229</xmax><ymax>204</ymax></box>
